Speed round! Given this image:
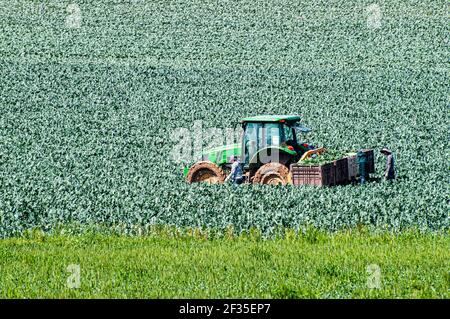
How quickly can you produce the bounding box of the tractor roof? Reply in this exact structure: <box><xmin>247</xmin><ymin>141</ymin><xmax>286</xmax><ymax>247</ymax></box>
<box><xmin>241</xmin><ymin>115</ymin><xmax>301</xmax><ymax>123</ymax></box>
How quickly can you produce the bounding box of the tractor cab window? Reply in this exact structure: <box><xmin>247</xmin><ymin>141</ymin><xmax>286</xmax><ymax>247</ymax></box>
<box><xmin>244</xmin><ymin>122</ymin><xmax>297</xmax><ymax>164</ymax></box>
<box><xmin>243</xmin><ymin>123</ymin><xmax>259</xmax><ymax>164</ymax></box>
<box><xmin>264</xmin><ymin>123</ymin><xmax>282</xmax><ymax>147</ymax></box>
<box><xmin>293</xmin><ymin>123</ymin><xmax>311</xmax><ymax>144</ymax></box>
<box><xmin>283</xmin><ymin>124</ymin><xmax>294</xmax><ymax>143</ymax></box>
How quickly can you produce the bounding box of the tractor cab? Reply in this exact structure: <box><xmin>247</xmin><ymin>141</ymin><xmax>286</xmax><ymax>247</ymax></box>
<box><xmin>240</xmin><ymin>115</ymin><xmax>312</xmax><ymax>168</ymax></box>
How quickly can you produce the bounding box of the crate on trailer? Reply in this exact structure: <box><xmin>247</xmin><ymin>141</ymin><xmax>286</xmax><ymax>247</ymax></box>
<box><xmin>333</xmin><ymin>157</ymin><xmax>349</xmax><ymax>185</ymax></box>
<box><xmin>290</xmin><ymin>163</ymin><xmax>335</xmax><ymax>187</ymax></box>
<box><xmin>361</xmin><ymin>149</ymin><xmax>375</xmax><ymax>173</ymax></box>
<box><xmin>347</xmin><ymin>155</ymin><xmax>358</xmax><ymax>180</ymax></box>
<box><xmin>321</xmin><ymin>163</ymin><xmax>335</xmax><ymax>186</ymax></box>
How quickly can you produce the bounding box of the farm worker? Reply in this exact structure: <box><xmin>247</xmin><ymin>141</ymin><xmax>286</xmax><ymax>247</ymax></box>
<box><xmin>357</xmin><ymin>150</ymin><xmax>368</xmax><ymax>185</ymax></box>
<box><xmin>380</xmin><ymin>148</ymin><xmax>395</xmax><ymax>180</ymax></box>
<box><xmin>225</xmin><ymin>156</ymin><xmax>244</xmax><ymax>185</ymax></box>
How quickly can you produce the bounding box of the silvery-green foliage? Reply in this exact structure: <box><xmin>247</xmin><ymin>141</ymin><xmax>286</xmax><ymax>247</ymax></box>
<box><xmin>0</xmin><ymin>0</ymin><xmax>448</xmax><ymax>237</ymax></box>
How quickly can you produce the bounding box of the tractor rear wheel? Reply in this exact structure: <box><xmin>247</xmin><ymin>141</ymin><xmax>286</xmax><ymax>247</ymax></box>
<box><xmin>186</xmin><ymin>161</ymin><xmax>227</xmax><ymax>184</ymax></box>
<box><xmin>253</xmin><ymin>163</ymin><xmax>290</xmax><ymax>185</ymax></box>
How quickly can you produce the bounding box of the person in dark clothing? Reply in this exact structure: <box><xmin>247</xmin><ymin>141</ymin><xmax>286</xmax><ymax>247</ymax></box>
<box><xmin>357</xmin><ymin>150</ymin><xmax>368</xmax><ymax>185</ymax></box>
<box><xmin>380</xmin><ymin>148</ymin><xmax>395</xmax><ymax>180</ymax></box>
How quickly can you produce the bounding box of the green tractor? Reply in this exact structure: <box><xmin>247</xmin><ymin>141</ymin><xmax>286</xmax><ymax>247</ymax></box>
<box><xmin>183</xmin><ymin>115</ymin><xmax>324</xmax><ymax>185</ymax></box>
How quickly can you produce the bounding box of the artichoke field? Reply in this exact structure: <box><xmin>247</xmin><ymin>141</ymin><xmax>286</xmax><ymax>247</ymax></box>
<box><xmin>0</xmin><ymin>0</ymin><xmax>448</xmax><ymax>237</ymax></box>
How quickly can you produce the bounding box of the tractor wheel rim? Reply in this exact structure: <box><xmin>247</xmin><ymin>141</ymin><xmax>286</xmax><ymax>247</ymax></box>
<box><xmin>261</xmin><ymin>173</ymin><xmax>284</xmax><ymax>185</ymax></box>
<box><xmin>196</xmin><ymin>170</ymin><xmax>219</xmax><ymax>184</ymax></box>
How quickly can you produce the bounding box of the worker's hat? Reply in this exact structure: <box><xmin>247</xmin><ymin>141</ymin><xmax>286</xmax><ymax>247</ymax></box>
<box><xmin>380</xmin><ymin>148</ymin><xmax>392</xmax><ymax>154</ymax></box>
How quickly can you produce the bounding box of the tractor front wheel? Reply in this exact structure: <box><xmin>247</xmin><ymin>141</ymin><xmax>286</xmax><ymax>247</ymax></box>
<box><xmin>186</xmin><ymin>161</ymin><xmax>227</xmax><ymax>184</ymax></box>
<box><xmin>253</xmin><ymin>163</ymin><xmax>290</xmax><ymax>185</ymax></box>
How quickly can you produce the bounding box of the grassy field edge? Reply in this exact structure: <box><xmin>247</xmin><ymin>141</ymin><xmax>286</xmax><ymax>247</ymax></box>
<box><xmin>0</xmin><ymin>229</ymin><xmax>448</xmax><ymax>298</ymax></box>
